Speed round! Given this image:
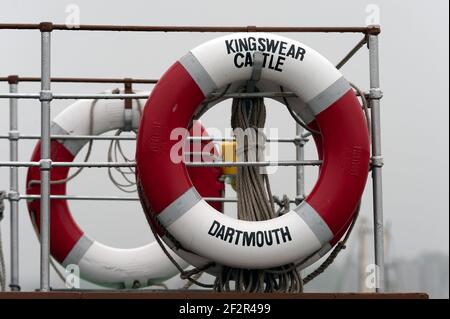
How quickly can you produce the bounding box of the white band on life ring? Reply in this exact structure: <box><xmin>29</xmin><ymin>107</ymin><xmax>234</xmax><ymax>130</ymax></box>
<box><xmin>26</xmin><ymin>90</ymin><xmax>192</xmax><ymax>288</ymax></box>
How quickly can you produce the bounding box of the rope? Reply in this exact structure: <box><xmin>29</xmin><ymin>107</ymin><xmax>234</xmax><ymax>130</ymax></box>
<box><xmin>295</xmin><ymin>83</ymin><xmax>370</xmax><ymax>283</ymax></box>
<box><xmin>194</xmin><ymin>84</ymin><xmax>232</xmax><ymax>120</ymax></box>
<box><xmin>27</xmin><ymin>89</ymin><xmax>145</xmax><ymax>189</ymax></box>
<box><xmin>273</xmin><ymin>194</ymin><xmax>291</xmax><ymax>215</ymax></box>
<box><xmin>26</xmin><ymin>97</ymin><xmax>100</xmax><ymax>287</ymax></box>
<box><xmin>145</xmin><ymin>211</ymin><xmax>215</xmax><ymax>289</ymax></box>
<box><xmin>303</xmin><ymin>203</ymin><xmax>361</xmax><ymax>284</ymax></box>
<box><xmin>181</xmin><ymin>271</ymin><xmax>203</xmax><ymax>290</ymax></box>
<box><xmin>26</xmin><ymin>90</ymin><xmax>146</xmax><ymax>287</ymax></box>
<box><xmin>109</xmin><ymin>99</ymin><xmax>217</xmax><ymax>289</ymax></box>
<box><xmin>213</xmin><ymin>91</ymin><xmax>303</xmax><ymax>293</ymax></box>
<box><xmin>0</xmin><ymin>191</ymin><xmax>6</xmax><ymax>291</ymax></box>
<box><xmin>263</xmin><ymin>82</ymin><xmax>370</xmax><ymax>281</ymax></box>
<box><xmin>27</xmin><ymin>98</ymin><xmax>98</xmax><ymax>187</ymax></box>
<box><xmin>212</xmin><ymin>82</ymin><xmax>370</xmax><ymax>290</ymax></box>
<box><xmin>106</xmin><ymin>96</ymin><xmax>143</xmax><ymax>192</ymax></box>
<box><xmin>280</xmin><ymin>85</ymin><xmax>321</xmax><ymax>136</ymax></box>
<box><xmin>351</xmin><ymin>82</ymin><xmax>372</xmax><ymax>140</ymax></box>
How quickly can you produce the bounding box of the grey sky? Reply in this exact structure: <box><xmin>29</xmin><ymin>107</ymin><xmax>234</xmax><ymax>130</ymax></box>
<box><xmin>0</xmin><ymin>0</ymin><xmax>448</xmax><ymax>290</ymax></box>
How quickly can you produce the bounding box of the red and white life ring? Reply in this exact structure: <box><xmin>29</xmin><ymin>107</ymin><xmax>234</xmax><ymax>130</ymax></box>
<box><xmin>136</xmin><ymin>33</ymin><xmax>370</xmax><ymax>270</ymax></box>
<box><xmin>26</xmin><ymin>90</ymin><xmax>224</xmax><ymax>287</ymax></box>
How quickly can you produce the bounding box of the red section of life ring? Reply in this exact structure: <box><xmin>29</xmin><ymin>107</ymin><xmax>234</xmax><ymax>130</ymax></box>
<box><xmin>136</xmin><ymin>33</ymin><xmax>370</xmax><ymax>269</ymax></box>
<box><xmin>26</xmin><ymin>123</ymin><xmax>223</xmax><ymax>264</ymax></box>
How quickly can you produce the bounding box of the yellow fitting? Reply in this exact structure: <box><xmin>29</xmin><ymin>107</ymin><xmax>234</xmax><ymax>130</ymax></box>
<box><xmin>221</xmin><ymin>141</ymin><xmax>237</xmax><ymax>191</ymax></box>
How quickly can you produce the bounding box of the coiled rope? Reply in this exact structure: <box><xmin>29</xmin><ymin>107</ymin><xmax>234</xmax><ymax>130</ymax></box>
<box><xmin>212</xmin><ymin>91</ymin><xmax>303</xmax><ymax>293</ymax></box>
<box><xmin>28</xmin><ymin>89</ymin><xmax>143</xmax><ymax>189</ymax></box>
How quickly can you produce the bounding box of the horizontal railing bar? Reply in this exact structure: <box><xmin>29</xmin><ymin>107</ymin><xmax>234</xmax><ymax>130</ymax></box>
<box><xmin>0</xmin><ymin>134</ymin><xmax>306</xmax><ymax>143</ymax></box>
<box><xmin>0</xmin><ymin>160</ymin><xmax>322</xmax><ymax>168</ymax></box>
<box><xmin>210</xmin><ymin>92</ymin><xmax>297</xmax><ymax>99</ymax></box>
<box><xmin>0</xmin><ymin>134</ymin><xmax>136</xmax><ymax>140</ymax></box>
<box><xmin>0</xmin><ymin>76</ymin><xmax>158</xmax><ymax>84</ymax></box>
<box><xmin>0</xmin><ymin>161</ymin><xmax>136</xmax><ymax>168</ymax></box>
<box><xmin>0</xmin><ymin>161</ymin><xmax>40</xmax><ymax>167</ymax></box>
<box><xmin>204</xmin><ymin>197</ymin><xmax>298</xmax><ymax>204</ymax></box>
<box><xmin>0</xmin><ymin>92</ymin><xmax>296</xmax><ymax>100</ymax></box>
<box><xmin>186</xmin><ymin>160</ymin><xmax>322</xmax><ymax>167</ymax></box>
<box><xmin>54</xmin><ymin>162</ymin><xmax>136</xmax><ymax>168</ymax></box>
<box><xmin>0</xmin><ymin>23</ymin><xmax>380</xmax><ymax>34</ymax></box>
<box><xmin>0</xmin><ymin>90</ymin><xmax>367</xmax><ymax>100</ymax></box>
<box><xmin>53</xmin><ymin>93</ymin><xmax>149</xmax><ymax>99</ymax></box>
<box><xmin>0</xmin><ymin>93</ymin><xmax>39</xmax><ymax>99</ymax></box>
<box><xmin>17</xmin><ymin>194</ymin><xmax>261</xmax><ymax>203</ymax></box>
<box><xmin>187</xmin><ymin>136</ymin><xmax>305</xmax><ymax>143</ymax></box>
<box><xmin>0</xmin><ymin>93</ymin><xmax>149</xmax><ymax>99</ymax></box>
<box><xmin>21</xmin><ymin>194</ymin><xmax>139</xmax><ymax>201</ymax></box>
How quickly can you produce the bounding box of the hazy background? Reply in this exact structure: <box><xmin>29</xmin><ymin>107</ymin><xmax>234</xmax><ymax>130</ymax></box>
<box><xmin>0</xmin><ymin>0</ymin><xmax>448</xmax><ymax>297</ymax></box>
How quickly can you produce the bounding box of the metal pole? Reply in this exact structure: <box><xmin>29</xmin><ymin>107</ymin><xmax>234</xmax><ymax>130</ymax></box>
<box><xmin>0</xmin><ymin>134</ymin><xmax>303</xmax><ymax>143</ymax></box>
<box><xmin>295</xmin><ymin>124</ymin><xmax>305</xmax><ymax>204</ymax></box>
<box><xmin>0</xmin><ymin>90</ymin><xmax>366</xmax><ymax>100</ymax></box>
<box><xmin>8</xmin><ymin>76</ymin><xmax>20</xmax><ymax>291</ymax></box>
<box><xmin>18</xmin><ymin>194</ymin><xmax>298</xmax><ymax>204</ymax></box>
<box><xmin>0</xmin><ymin>159</ymin><xmax>322</xmax><ymax>168</ymax></box>
<box><xmin>39</xmin><ymin>22</ymin><xmax>53</xmax><ymax>291</ymax></box>
<box><xmin>368</xmin><ymin>30</ymin><xmax>385</xmax><ymax>292</ymax></box>
<box><xmin>336</xmin><ymin>36</ymin><xmax>367</xmax><ymax>70</ymax></box>
<box><xmin>0</xmin><ymin>23</ymin><xmax>380</xmax><ymax>34</ymax></box>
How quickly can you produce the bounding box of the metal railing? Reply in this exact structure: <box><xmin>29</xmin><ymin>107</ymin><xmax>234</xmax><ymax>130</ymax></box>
<box><xmin>0</xmin><ymin>22</ymin><xmax>384</xmax><ymax>292</ymax></box>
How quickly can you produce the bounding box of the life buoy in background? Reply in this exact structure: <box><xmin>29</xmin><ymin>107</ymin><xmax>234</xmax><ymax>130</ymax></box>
<box><xmin>26</xmin><ymin>90</ymin><xmax>224</xmax><ymax>288</ymax></box>
<box><xmin>136</xmin><ymin>33</ymin><xmax>370</xmax><ymax>270</ymax></box>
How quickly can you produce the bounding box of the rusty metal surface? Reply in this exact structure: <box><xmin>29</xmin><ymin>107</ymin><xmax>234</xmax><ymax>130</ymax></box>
<box><xmin>0</xmin><ymin>76</ymin><xmax>158</xmax><ymax>84</ymax></box>
<box><xmin>0</xmin><ymin>23</ymin><xmax>380</xmax><ymax>34</ymax></box>
<box><xmin>0</xmin><ymin>292</ymin><xmax>428</xmax><ymax>299</ymax></box>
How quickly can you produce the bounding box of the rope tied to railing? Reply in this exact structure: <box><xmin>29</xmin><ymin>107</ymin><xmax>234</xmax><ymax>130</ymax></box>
<box><xmin>26</xmin><ymin>89</ymin><xmax>145</xmax><ymax>288</ymax></box>
<box><xmin>106</xmin><ymin>87</ymin><xmax>143</xmax><ymax>193</ymax></box>
<box><xmin>27</xmin><ymin>88</ymin><xmax>143</xmax><ymax>191</ymax></box>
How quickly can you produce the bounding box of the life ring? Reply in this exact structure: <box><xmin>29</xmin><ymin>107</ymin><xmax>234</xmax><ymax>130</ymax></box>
<box><xmin>26</xmin><ymin>90</ymin><xmax>224</xmax><ymax>288</ymax></box>
<box><xmin>136</xmin><ymin>33</ymin><xmax>370</xmax><ymax>270</ymax></box>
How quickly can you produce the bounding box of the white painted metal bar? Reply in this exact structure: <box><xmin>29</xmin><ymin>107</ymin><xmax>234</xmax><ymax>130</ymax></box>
<box><xmin>39</xmin><ymin>25</ymin><xmax>52</xmax><ymax>291</ymax></box>
<box><xmin>0</xmin><ymin>160</ymin><xmax>322</xmax><ymax>168</ymax></box>
<box><xmin>8</xmin><ymin>80</ymin><xmax>20</xmax><ymax>291</ymax></box>
<box><xmin>295</xmin><ymin>124</ymin><xmax>306</xmax><ymax>204</ymax></box>
<box><xmin>0</xmin><ymin>90</ymin><xmax>367</xmax><ymax>100</ymax></box>
<box><xmin>0</xmin><ymin>134</ymin><xmax>306</xmax><ymax>143</ymax></box>
<box><xmin>368</xmin><ymin>32</ymin><xmax>385</xmax><ymax>292</ymax></box>
<box><xmin>18</xmin><ymin>194</ymin><xmax>297</xmax><ymax>203</ymax></box>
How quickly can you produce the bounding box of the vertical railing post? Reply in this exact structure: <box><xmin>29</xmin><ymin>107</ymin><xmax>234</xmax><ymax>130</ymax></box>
<box><xmin>368</xmin><ymin>26</ymin><xmax>385</xmax><ymax>292</ymax></box>
<box><xmin>7</xmin><ymin>75</ymin><xmax>20</xmax><ymax>291</ymax></box>
<box><xmin>295</xmin><ymin>124</ymin><xmax>305</xmax><ymax>203</ymax></box>
<box><xmin>39</xmin><ymin>22</ymin><xmax>53</xmax><ymax>291</ymax></box>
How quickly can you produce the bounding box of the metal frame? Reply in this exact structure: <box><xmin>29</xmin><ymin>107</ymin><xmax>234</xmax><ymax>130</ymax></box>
<box><xmin>0</xmin><ymin>22</ymin><xmax>383</xmax><ymax>292</ymax></box>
